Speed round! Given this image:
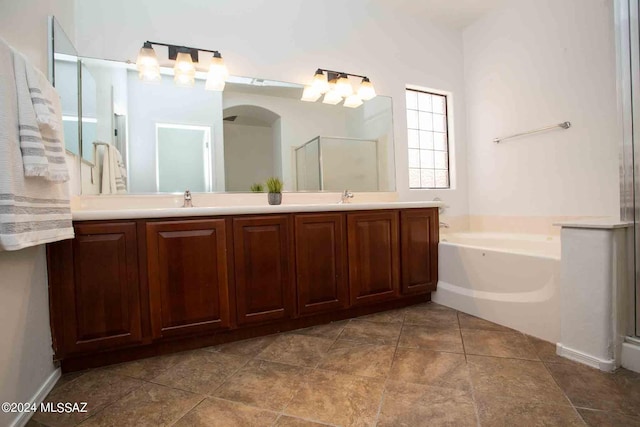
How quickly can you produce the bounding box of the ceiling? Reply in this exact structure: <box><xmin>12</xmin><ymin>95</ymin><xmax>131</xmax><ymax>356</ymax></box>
<box><xmin>393</xmin><ymin>0</ymin><xmax>508</xmax><ymax>30</ymax></box>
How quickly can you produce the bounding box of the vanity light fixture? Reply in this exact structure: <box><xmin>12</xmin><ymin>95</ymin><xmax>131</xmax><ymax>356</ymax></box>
<box><xmin>301</xmin><ymin>68</ymin><xmax>376</xmax><ymax>107</ymax></box>
<box><xmin>134</xmin><ymin>41</ymin><xmax>229</xmax><ymax>91</ymax></box>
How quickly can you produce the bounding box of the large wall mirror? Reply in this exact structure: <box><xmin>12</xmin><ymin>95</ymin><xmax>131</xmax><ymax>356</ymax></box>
<box><xmin>49</xmin><ymin>17</ymin><xmax>80</xmax><ymax>157</ymax></box>
<box><xmin>51</xmin><ymin>50</ymin><xmax>396</xmax><ymax>194</ymax></box>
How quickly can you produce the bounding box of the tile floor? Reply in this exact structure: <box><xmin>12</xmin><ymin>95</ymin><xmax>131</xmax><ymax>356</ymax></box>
<box><xmin>27</xmin><ymin>303</ymin><xmax>640</xmax><ymax>427</ymax></box>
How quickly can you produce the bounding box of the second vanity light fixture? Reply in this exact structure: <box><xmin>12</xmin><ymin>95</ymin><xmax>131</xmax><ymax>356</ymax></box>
<box><xmin>301</xmin><ymin>68</ymin><xmax>377</xmax><ymax>108</ymax></box>
<box><xmin>135</xmin><ymin>41</ymin><xmax>229</xmax><ymax>90</ymax></box>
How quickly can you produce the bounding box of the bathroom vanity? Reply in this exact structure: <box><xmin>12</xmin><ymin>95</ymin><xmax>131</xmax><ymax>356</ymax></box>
<box><xmin>46</xmin><ymin>203</ymin><xmax>439</xmax><ymax>372</ymax></box>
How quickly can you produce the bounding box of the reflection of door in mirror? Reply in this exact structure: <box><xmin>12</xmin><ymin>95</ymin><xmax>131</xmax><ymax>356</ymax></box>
<box><xmin>223</xmin><ymin>105</ymin><xmax>282</xmax><ymax>192</ymax></box>
<box><xmin>156</xmin><ymin>124</ymin><xmax>212</xmax><ymax>193</ymax></box>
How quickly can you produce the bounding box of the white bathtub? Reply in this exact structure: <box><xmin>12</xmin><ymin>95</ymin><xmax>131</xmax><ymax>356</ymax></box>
<box><xmin>432</xmin><ymin>232</ymin><xmax>561</xmax><ymax>342</ymax></box>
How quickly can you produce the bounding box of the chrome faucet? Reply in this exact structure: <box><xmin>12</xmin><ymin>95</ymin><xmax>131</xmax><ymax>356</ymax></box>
<box><xmin>183</xmin><ymin>190</ymin><xmax>193</xmax><ymax>208</ymax></box>
<box><xmin>339</xmin><ymin>190</ymin><xmax>354</xmax><ymax>204</ymax></box>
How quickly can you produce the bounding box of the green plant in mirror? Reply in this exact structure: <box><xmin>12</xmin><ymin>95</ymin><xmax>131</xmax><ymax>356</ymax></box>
<box><xmin>250</xmin><ymin>183</ymin><xmax>264</xmax><ymax>192</ymax></box>
<box><xmin>266</xmin><ymin>177</ymin><xmax>283</xmax><ymax>194</ymax></box>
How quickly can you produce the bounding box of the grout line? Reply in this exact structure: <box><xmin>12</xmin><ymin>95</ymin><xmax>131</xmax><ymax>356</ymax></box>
<box><xmin>167</xmin><ymin>395</ymin><xmax>207</xmax><ymax>427</ymax></box>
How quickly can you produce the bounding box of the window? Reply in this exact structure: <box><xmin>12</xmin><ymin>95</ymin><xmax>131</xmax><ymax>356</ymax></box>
<box><xmin>406</xmin><ymin>88</ymin><xmax>450</xmax><ymax>189</ymax></box>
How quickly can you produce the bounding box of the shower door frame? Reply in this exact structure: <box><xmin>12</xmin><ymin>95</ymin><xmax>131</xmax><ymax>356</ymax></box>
<box><xmin>617</xmin><ymin>0</ymin><xmax>640</xmax><ymax>336</ymax></box>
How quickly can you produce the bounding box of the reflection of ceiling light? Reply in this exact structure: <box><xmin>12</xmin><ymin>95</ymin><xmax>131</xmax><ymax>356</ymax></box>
<box><xmin>357</xmin><ymin>77</ymin><xmax>376</xmax><ymax>101</ymax></box>
<box><xmin>322</xmin><ymin>89</ymin><xmax>343</xmax><ymax>105</ymax></box>
<box><xmin>135</xmin><ymin>41</ymin><xmax>160</xmax><ymax>82</ymax></box>
<box><xmin>335</xmin><ymin>74</ymin><xmax>353</xmax><ymax>97</ymax></box>
<box><xmin>343</xmin><ymin>94</ymin><xmax>363</xmax><ymax>108</ymax></box>
<box><xmin>302</xmin><ymin>68</ymin><xmax>376</xmax><ymax>105</ymax></box>
<box><xmin>135</xmin><ymin>40</ymin><xmax>228</xmax><ymax>90</ymax></box>
<box><xmin>301</xmin><ymin>85</ymin><xmax>321</xmax><ymax>102</ymax></box>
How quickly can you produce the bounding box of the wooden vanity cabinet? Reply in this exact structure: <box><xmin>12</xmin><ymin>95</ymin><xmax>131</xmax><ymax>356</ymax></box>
<box><xmin>232</xmin><ymin>215</ymin><xmax>295</xmax><ymax>325</ymax></box>
<box><xmin>400</xmin><ymin>208</ymin><xmax>439</xmax><ymax>294</ymax></box>
<box><xmin>294</xmin><ymin>213</ymin><xmax>348</xmax><ymax>315</ymax></box>
<box><xmin>347</xmin><ymin>211</ymin><xmax>401</xmax><ymax>306</ymax></box>
<box><xmin>47</xmin><ymin>207</ymin><xmax>439</xmax><ymax>370</ymax></box>
<box><xmin>47</xmin><ymin>222</ymin><xmax>143</xmax><ymax>356</ymax></box>
<box><xmin>146</xmin><ymin>219</ymin><xmax>231</xmax><ymax>338</ymax></box>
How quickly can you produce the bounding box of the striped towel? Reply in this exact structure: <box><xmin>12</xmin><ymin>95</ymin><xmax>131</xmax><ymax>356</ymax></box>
<box><xmin>100</xmin><ymin>143</ymin><xmax>128</xmax><ymax>194</ymax></box>
<box><xmin>0</xmin><ymin>38</ymin><xmax>74</xmax><ymax>251</ymax></box>
<box><xmin>13</xmin><ymin>50</ymin><xmax>69</xmax><ymax>182</ymax></box>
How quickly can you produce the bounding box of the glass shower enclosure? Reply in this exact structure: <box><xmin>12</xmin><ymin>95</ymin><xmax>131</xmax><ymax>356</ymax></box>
<box><xmin>294</xmin><ymin>136</ymin><xmax>380</xmax><ymax>192</ymax></box>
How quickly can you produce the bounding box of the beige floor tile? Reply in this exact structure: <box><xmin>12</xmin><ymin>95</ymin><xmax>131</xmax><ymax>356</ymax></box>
<box><xmin>319</xmin><ymin>340</ymin><xmax>395</xmax><ymax>378</ymax></box>
<box><xmin>289</xmin><ymin>321</ymin><xmax>348</xmax><ymax>340</ymax></box>
<box><xmin>32</xmin><ymin>370</ymin><xmax>143</xmax><ymax>427</ymax></box>
<box><xmin>577</xmin><ymin>408</ymin><xmax>640</xmax><ymax>426</ymax></box>
<box><xmin>398</xmin><ymin>324</ymin><xmax>464</xmax><ymax>353</ymax></box>
<box><xmin>285</xmin><ymin>370</ymin><xmax>384</xmax><ymax>427</ymax></box>
<box><xmin>151</xmin><ymin>350</ymin><xmax>248</xmax><ymax>395</ymax></box>
<box><xmin>274</xmin><ymin>415</ymin><xmax>335</xmax><ymax>426</ymax></box>
<box><xmin>79</xmin><ymin>383</ymin><xmax>203</xmax><ymax>427</ymax></box>
<box><xmin>173</xmin><ymin>397</ymin><xmax>278</xmax><ymax>427</ymax></box>
<box><xmin>467</xmin><ymin>355</ymin><xmax>570</xmax><ymax>406</ymax></box>
<box><xmin>475</xmin><ymin>394</ymin><xmax>585</xmax><ymax>426</ymax></box>
<box><xmin>526</xmin><ymin>334</ymin><xmax>573</xmax><ymax>364</ymax></box>
<box><xmin>404</xmin><ymin>303</ymin><xmax>459</xmax><ymax>328</ymax></box>
<box><xmin>546</xmin><ymin>362</ymin><xmax>640</xmax><ymax>416</ymax></box>
<box><xmin>458</xmin><ymin>312</ymin><xmax>512</xmax><ymax>332</ymax></box>
<box><xmin>462</xmin><ymin>329</ymin><xmax>539</xmax><ymax>360</ymax></box>
<box><xmin>377</xmin><ymin>381</ymin><xmax>477</xmax><ymax>427</ymax></box>
<box><xmin>357</xmin><ymin>308</ymin><xmax>406</xmax><ymax>324</ymax></box>
<box><xmin>101</xmin><ymin>351</ymin><xmax>192</xmax><ymax>381</ymax></box>
<box><xmin>339</xmin><ymin>320</ymin><xmax>402</xmax><ymax>346</ymax></box>
<box><xmin>213</xmin><ymin>359</ymin><xmax>311</xmax><ymax>411</ymax></box>
<box><xmin>256</xmin><ymin>334</ymin><xmax>334</xmax><ymax>367</ymax></box>
<box><xmin>388</xmin><ymin>347</ymin><xmax>471</xmax><ymax>391</ymax></box>
<box><xmin>207</xmin><ymin>334</ymin><xmax>280</xmax><ymax>357</ymax></box>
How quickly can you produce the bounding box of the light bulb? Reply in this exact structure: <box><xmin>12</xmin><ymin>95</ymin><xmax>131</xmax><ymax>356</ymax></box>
<box><xmin>205</xmin><ymin>53</ymin><xmax>228</xmax><ymax>91</ymax></box>
<box><xmin>322</xmin><ymin>89</ymin><xmax>342</xmax><ymax>105</ymax></box>
<box><xmin>311</xmin><ymin>69</ymin><xmax>329</xmax><ymax>94</ymax></box>
<box><xmin>357</xmin><ymin>77</ymin><xmax>376</xmax><ymax>101</ymax></box>
<box><xmin>173</xmin><ymin>51</ymin><xmax>195</xmax><ymax>87</ymax></box>
<box><xmin>343</xmin><ymin>94</ymin><xmax>363</xmax><ymax>108</ymax></box>
<box><xmin>136</xmin><ymin>42</ymin><xmax>160</xmax><ymax>82</ymax></box>
<box><xmin>301</xmin><ymin>85</ymin><xmax>321</xmax><ymax>102</ymax></box>
<box><xmin>335</xmin><ymin>74</ymin><xmax>353</xmax><ymax>97</ymax></box>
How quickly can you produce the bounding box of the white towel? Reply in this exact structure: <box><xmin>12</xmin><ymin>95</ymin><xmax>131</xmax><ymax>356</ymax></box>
<box><xmin>13</xmin><ymin>49</ymin><xmax>69</xmax><ymax>182</ymax></box>
<box><xmin>0</xmin><ymin>38</ymin><xmax>74</xmax><ymax>251</ymax></box>
<box><xmin>100</xmin><ymin>143</ymin><xmax>127</xmax><ymax>194</ymax></box>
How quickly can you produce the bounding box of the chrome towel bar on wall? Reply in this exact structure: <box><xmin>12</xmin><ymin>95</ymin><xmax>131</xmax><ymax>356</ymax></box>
<box><xmin>493</xmin><ymin>121</ymin><xmax>571</xmax><ymax>144</ymax></box>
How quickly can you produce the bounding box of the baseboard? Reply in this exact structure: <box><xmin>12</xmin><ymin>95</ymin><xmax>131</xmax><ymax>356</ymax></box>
<box><xmin>9</xmin><ymin>368</ymin><xmax>61</xmax><ymax>427</ymax></box>
<box><xmin>622</xmin><ymin>341</ymin><xmax>640</xmax><ymax>373</ymax></box>
<box><xmin>556</xmin><ymin>343</ymin><xmax>617</xmax><ymax>372</ymax></box>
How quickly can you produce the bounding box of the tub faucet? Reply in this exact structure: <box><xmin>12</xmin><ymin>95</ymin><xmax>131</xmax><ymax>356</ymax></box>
<box><xmin>183</xmin><ymin>190</ymin><xmax>193</xmax><ymax>208</ymax></box>
<box><xmin>439</xmin><ymin>221</ymin><xmax>449</xmax><ymax>228</ymax></box>
<box><xmin>339</xmin><ymin>190</ymin><xmax>354</xmax><ymax>204</ymax></box>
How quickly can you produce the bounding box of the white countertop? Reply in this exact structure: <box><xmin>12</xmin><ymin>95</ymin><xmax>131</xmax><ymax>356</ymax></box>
<box><xmin>553</xmin><ymin>217</ymin><xmax>633</xmax><ymax>230</ymax></box>
<box><xmin>72</xmin><ymin>201</ymin><xmax>444</xmax><ymax>221</ymax></box>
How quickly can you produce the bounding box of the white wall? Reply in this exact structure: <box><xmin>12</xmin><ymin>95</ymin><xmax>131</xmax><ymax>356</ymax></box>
<box><xmin>463</xmin><ymin>0</ymin><xmax>619</xmax><ymax>217</ymax></box>
<box><xmin>127</xmin><ymin>72</ymin><xmax>224</xmax><ymax>192</ymax></box>
<box><xmin>224</xmin><ymin>123</ymin><xmax>274</xmax><ymax>191</ymax></box>
<box><xmin>0</xmin><ymin>1</ymin><xmax>75</xmax><ymax>426</ymax></box>
<box><xmin>75</xmin><ymin>0</ymin><xmax>469</xmax><ymax>214</ymax></box>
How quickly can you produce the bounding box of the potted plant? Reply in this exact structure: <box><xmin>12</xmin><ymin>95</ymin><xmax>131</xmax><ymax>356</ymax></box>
<box><xmin>250</xmin><ymin>183</ymin><xmax>264</xmax><ymax>192</ymax></box>
<box><xmin>266</xmin><ymin>177</ymin><xmax>283</xmax><ymax>205</ymax></box>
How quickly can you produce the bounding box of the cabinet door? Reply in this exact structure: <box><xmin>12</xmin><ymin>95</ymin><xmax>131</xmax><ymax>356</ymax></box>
<box><xmin>146</xmin><ymin>219</ymin><xmax>230</xmax><ymax>338</ymax></box>
<box><xmin>61</xmin><ymin>222</ymin><xmax>142</xmax><ymax>354</ymax></box>
<box><xmin>400</xmin><ymin>209</ymin><xmax>439</xmax><ymax>294</ymax></box>
<box><xmin>233</xmin><ymin>215</ymin><xmax>294</xmax><ymax>325</ymax></box>
<box><xmin>295</xmin><ymin>213</ymin><xmax>348</xmax><ymax>316</ymax></box>
<box><xmin>347</xmin><ymin>211</ymin><xmax>400</xmax><ymax>306</ymax></box>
